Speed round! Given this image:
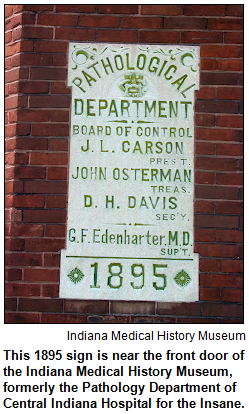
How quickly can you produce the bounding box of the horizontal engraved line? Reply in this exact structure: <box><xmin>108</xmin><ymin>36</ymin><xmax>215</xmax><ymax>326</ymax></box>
<box><xmin>66</xmin><ymin>256</ymin><xmax>193</xmax><ymax>261</ymax></box>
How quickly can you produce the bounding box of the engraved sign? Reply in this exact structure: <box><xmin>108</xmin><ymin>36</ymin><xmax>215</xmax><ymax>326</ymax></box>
<box><xmin>60</xmin><ymin>43</ymin><xmax>200</xmax><ymax>302</ymax></box>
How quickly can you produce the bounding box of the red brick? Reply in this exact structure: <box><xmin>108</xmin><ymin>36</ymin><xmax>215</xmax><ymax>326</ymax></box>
<box><xmin>224</xmin><ymin>32</ymin><xmax>243</xmax><ymax>44</ymax></box>
<box><xmin>50</xmin><ymin>110</ymin><xmax>69</xmax><ymax>122</ymax></box>
<box><xmin>5</xmin><ymin>152</ymin><xmax>29</xmax><ymax>165</ymax></box>
<box><xmin>195</xmin><ymin>171</ymin><xmax>215</xmax><ymax>184</ymax></box>
<box><xmin>37</xmin><ymin>14</ymin><xmax>78</xmax><ymax>26</ymax></box>
<box><xmin>5</xmin><ymin>124</ymin><xmax>17</xmax><ymax>138</ymax></box>
<box><xmin>196</xmin><ymin>128</ymin><xmax>237</xmax><ymax>141</ymax></box>
<box><xmin>6</xmin><ymin>252</ymin><xmax>42</xmax><ymax>267</ymax></box>
<box><xmin>179</xmin><ymin>317</ymin><xmax>225</xmax><ymax>323</ymax></box>
<box><xmin>5</xmin><ymin>238</ymin><xmax>25</xmax><ymax>251</ymax></box>
<box><xmin>32</xmin><ymin>124</ymin><xmax>69</xmax><ymax>137</ymax></box>
<box><xmin>65</xmin><ymin>300</ymin><xmax>109</xmax><ymax>314</ymax></box>
<box><xmin>6</xmin><ymin>283</ymin><xmax>41</xmax><ymax>297</ymax></box>
<box><xmin>22</xmin><ymin>5</ymin><xmax>54</xmax><ymax>12</ymax></box>
<box><xmin>164</xmin><ymin>16</ymin><xmax>206</xmax><ymax>29</ymax></box>
<box><xmin>218</xmin><ymin>59</ymin><xmax>243</xmax><ymax>72</ymax></box>
<box><xmin>200</xmin><ymin>274</ymin><xmax>243</xmax><ymax>288</ymax></box>
<box><xmin>238</xmin><ymin>130</ymin><xmax>243</xmax><ymax>142</ymax></box>
<box><xmin>217</xmin><ymin>87</ymin><xmax>243</xmax><ymax>100</ymax></box>
<box><xmin>203</xmin><ymin>303</ymin><xmax>243</xmax><ymax>317</ymax></box>
<box><xmin>5</xmin><ymin>268</ymin><xmax>22</xmax><ymax>281</ymax></box>
<box><xmin>41</xmin><ymin>314</ymin><xmax>86</xmax><ymax>323</ymax></box>
<box><xmin>5</xmin><ymin>179</ymin><xmax>24</xmax><ymax>195</ymax></box>
<box><xmin>195</xmin><ymin>215</ymin><xmax>238</xmax><ymax>228</ymax></box>
<box><xmin>140</xmin><ymin>31</ymin><xmax>179</xmax><ymax>44</ymax></box>
<box><xmin>5</xmin><ymin>40</ymin><xmax>34</xmax><ymax>57</ymax></box>
<box><xmin>201</xmin><ymin>72</ymin><xmax>238</xmax><ymax>85</ymax></box>
<box><xmin>195</xmin><ymin>229</ymin><xmax>215</xmax><ymax>242</ymax></box>
<box><xmin>5</xmin><ymin>5</ymin><xmax>13</xmax><ymax>18</ymax></box>
<box><xmin>6</xmin><ymin>195</ymin><xmax>45</xmax><ymax>208</ymax></box>
<box><xmin>97</xmin><ymin>30</ymin><xmax>138</xmax><ymax>43</ymax></box>
<box><xmin>216</xmin><ymin>230</ymin><xmax>243</xmax><ymax>243</ymax></box>
<box><xmin>215</xmin><ymin>201</ymin><xmax>243</xmax><ymax>214</ymax></box>
<box><xmin>122</xmin><ymin>16</ymin><xmax>162</xmax><ymax>29</ymax></box>
<box><xmin>47</xmin><ymin>195</ymin><xmax>67</xmax><ymax>208</ymax></box>
<box><xmin>199</xmin><ymin>258</ymin><xmax>221</xmax><ymax>272</ymax></box>
<box><xmin>5</xmin><ymin>208</ymin><xmax>22</xmax><ymax>223</ymax></box>
<box><xmin>5</xmin><ymin>14</ymin><xmax>22</xmax><ymax>31</ymax></box>
<box><xmin>46</xmin><ymin>225</ymin><xmax>65</xmax><ymax>237</ymax></box>
<box><xmin>24</xmin><ymin>181</ymin><xmax>67</xmax><ymax>194</ymax></box>
<box><xmin>51</xmin><ymin>82</ymin><xmax>70</xmax><ymax>94</ymax></box>
<box><xmin>216</xmin><ymin>172</ymin><xmax>243</xmax><ymax>186</ymax></box>
<box><xmin>17</xmin><ymin>109</ymin><xmax>50</xmax><ymax>122</ymax></box>
<box><xmin>12</xmin><ymin>27</ymin><xmax>22</xmax><ymax>42</ymax></box>
<box><xmin>7</xmin><ymin>223</ymin><xmax>44</xmax><ymax>237</ymax></box>
<box><xmin>196</xmin><ymin>88</ymin><xmax>216</xmax><ymax>100</ymax></box>
<box><xmin>30</xmin><ymin>153</ymin><xmax>68</xmax><ymax>165</ymax></box>
<box><xmin>5</xmin><ymin>312</ymin><xmax>40</xmax><ymax>323</ymax></box>
<box><xmin>196</xmin><ymin>157</ymin><xmax>237</xmax><ymax>171</ymax></box>
<box><xmin>22</xmin><ymin>27</ymin><xmax>53</xmax><ymax>40</ymax></box>
<box><xmin>80</xmin><ymin>15</ymin><xmax>120</xmax><ymax>28</ymax></box>
<box><xmin>55</xmin><ymin>28</ymin><xmax>95</xmax><ymax>41</ymax></box>
<box><xmin>111</xmin><ymin>301</ymin><xmax>155</xmax><ymax>315</ymax></box>
<box><xmin>23</xmin><ymin>210</ymin><xmax>66</xmax><ymax>224</ymax></box>
<box><xmin>200</xmin><ymin>287</ymin><xmax>220</xmax><ymax>301</ymax></box>
<box><xmin>227</xmin><ymin>5</ymin><xmax>243</xmax><ymax>17</ymax></box>
<box><xmin>42</xmin><ymin>284</ymin><xmax>59</xmax><ymax>298</ymax></box>
<box><xmin>88</xmin><ymin>315</ymin><xmax>131</xmax><ymax>323</ymax></box>
<box><xmin>196</xmin><ymin>100</ymin><xmax>238</xmax><ymax>114</ymax></box>
<box><xmin>5</xmin><ymin>57</ymin><xmax>12</xmax><ymax>70</ymax></box>
<box><xmin>14</xmin><ymin>166</ymin><xmax>46</xmax><ymax>179</ymax></box>
<box><xmin>196</xmin><ymin>244</ymin><xmax>238</xmax><ymax>258</ymax></box>
<box><xmin>182</xmin><ymin>31</ymin><xmax>222</xmax><ymax>44</ymax></box>
<box><xmin>201</xmin><ymin>59</ymin><xmax>218</xmax><ymax>70</ymax></box>
<box><xmin>14</xmin><ymin>138</ymin><xmax>48</xmax><ymax>150</ymax></box>
<box><xmin>24</xmin><ymin>268</ymin><xmax>59</xmax><ymax>282</ymax></box>
<box><xmin>222</xmin><ymin>289</ymin><xmax>243</xmax><ymax>303</ymax></box>
<box><xmin>53</xmin><ymin>54</ymin><xmax>67</xmax><ymax>67</ymax></box>
<box><xmin>216</xmin><ymin>143</ymin><xmax>243</xmax><ymax>157</ymax></box>
<box><xmin>201</xmin><ymin>45</ymin><xmax>239</xmax><ymax>58</ymax></box>
<box><xmin>48</xmin><ymin>167</ymin><xmax>67</xmax><ymax>180</ymax></box>
<box><xmin>195</xmin><ymin>114</ymin><xmax>215</xmax><ymax>127</ymax></box>
<box><xmin>29</xmin><ymin>95</ymin><xmax>70</xmax><ymax>108</ymax></box>
<box><xmin>35</xmin><ymin>41</ymin><xmax>68</xmax><ymax>53</ymax></box>
<box><xmin>184</xmin><ymin>5</ymin><xmax>225</xmax><ymax>16</ymax></box>
<box><xmin>5</xmin><ymin>32</ymin><xmax>12</xmax><ymax>44</ymax></box>
<box><xmin>217</xmin><ymin>115</ymin><xmax>243</xmax><ymax>128</ymax></box>
<box><xmin>49</xmin><ymin>138</ymin><xmax>68</xmax><ymax>151</ymax></box>
<box><xmin>30</xmin><ymin>67</ymin><xmax>67</xmax><ymax>81</ymax></box>
<box><xmin>140</xmin><ymin>5</ymin><xmax>183</xmax><ymax>15</ymax></box>
<box><xmin>157</xmin><ymin>302</ymin><xmax>201</xmax><ymax>316</ymax></box>
<box><xmin>208</xmin><ymin>18</ymin><xmax>243</xmax><ymax>31</ymax></box>
<box><xmin>12</xmin><ymin>53</ymin><xmax>53</xmax><ymax>68</ymax></box>
<box><xmin>5</xmin><ymin>166</ymin><xmax>15</xmax><ymax>180</ymax></box>
<box><xmin>44</xmin><ymin>253</ymin><xmax>60</xmax><ymax>267</ymax></box>
<box><xmin>18</xmin><ymin>298</ymin><xmax>63</xmax><ymax>312</ymax></box>
<box><xmin>6</xmin><ymin>67</ymin><xmax>24</xmax><ymax>83</ymax></box>
<box><xmin>194</xmin><ymin>200</ymin><xmax>214</xmax><ymax>213</ymax></box>
<box><xmin>5</xmin><ymin>298</ymin><xmax>17</xmax><ymax>311</ymax></box>
<box><xmin>195</xmin><ymin>185</ymin><xmax>239</xmax><ymax>200</ymax></box>
<box><xmin>98</xmin><ymin>5</ymin><xmax>138</xmax><ymax>14</ymax></box>
<box><xmin>56</xmin><ymin>5</ymin><xmax>95</xmax><ymax>13</ymax></box>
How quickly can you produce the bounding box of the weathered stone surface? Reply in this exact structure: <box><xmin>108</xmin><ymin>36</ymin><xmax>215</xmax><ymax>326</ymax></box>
<box><xmin>60</xmin><ymin>43</ymin><xmax>200</xmax><ymax>302</ymax></box>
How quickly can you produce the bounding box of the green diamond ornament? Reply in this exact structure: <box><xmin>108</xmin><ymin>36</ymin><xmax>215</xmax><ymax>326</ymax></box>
<box><xmin>174</xmin><ymin>270</ymin><xmax>191</xmax><ymax>287</ymax></box>
<box><xmin>68</xmin><ymin>267</ymin><xmax>84</xmax><ymax>284</ymax></box>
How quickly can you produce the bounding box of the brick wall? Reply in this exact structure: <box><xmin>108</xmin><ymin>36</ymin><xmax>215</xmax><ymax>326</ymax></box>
<box><xmin>5</xmin><ymin>4</ymin><xmax>243</xmax><ymax>323</ymax></box>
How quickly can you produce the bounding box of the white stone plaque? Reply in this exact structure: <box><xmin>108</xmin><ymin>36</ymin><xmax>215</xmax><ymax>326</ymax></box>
<box><xmin>60</xmin><ymin>43</ymin><xmax>200</xmax><ymax>302</ymax></box>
